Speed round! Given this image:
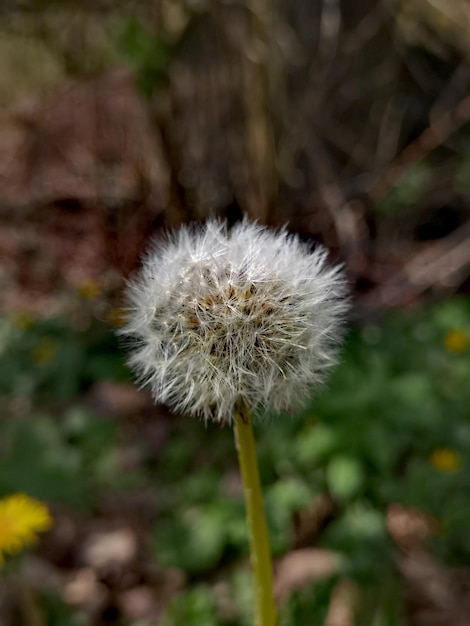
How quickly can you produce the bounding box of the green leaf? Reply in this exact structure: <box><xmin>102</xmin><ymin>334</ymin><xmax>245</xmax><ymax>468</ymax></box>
<box><xmin>0</xmin><ymin>416</ymin><xmax>88</xmax><ymax>507</ymax></box>
<box><xmin>266</xmin><ymin>477</ymin><xmax>314</xmax><ymax>553</ymax></box>
<box><xmin>162</xmin><ymin>586</ymin><xmax>218</xmax><ymax>626</ymax></box>
<box><xmin>153</xmin><ymin>505</ymin><xmax>227</xmax><ymax>573</ymax></box>
<box><xmin>296</xmin><ymin>425</ymin><xmax>338</xmax><ymax>466</ymax></box>
<box><xmin>326</xmin><ymin>456</ymin><xmax>364</xmax><ymax>500</ymax></box>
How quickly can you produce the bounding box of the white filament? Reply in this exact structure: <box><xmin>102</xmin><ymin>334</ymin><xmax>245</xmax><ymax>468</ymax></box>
<box><xmin>122</xmin><ymin>219</ymin><xmax>349</xmax><ymax>422</ymax></box>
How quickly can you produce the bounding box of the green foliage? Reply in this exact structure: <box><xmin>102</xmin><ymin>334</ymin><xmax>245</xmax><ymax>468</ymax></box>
<box><xmin>280</xmin><ymin>577</ymin><xmax>338</xmax><ymax>626</ymax></box>
<box><xmin>1</xmin><ymin>296</ymin><xmax>469</xmax><ymax>625</ymax></box>
<box><xmin>153</xmin><ymin>500</ymin><xmax>243</xmax><ymax>573</ymax></box>
<box><xmin>39</xmin><ymin>591</ymin><xmax>90</xmax><ymax>626</ymax></box>
<box><xmin>162</xmin><ymin>586</ymin><xmax>219</xmax><ymax>626</ymax></box>
<box><xmin>0</xmin><ymin>316</ymin><xmax>129</xmax><ymax>401</ymax></box>
<box><xmin>265</xmin><ymin>477</ymin><xmax>313</xmax><ymax>553</ymax></box>
<box><xmin>0</xmin><ymin>408</ymin><xmax>119</xmax><ymax>508</ymax></box>
<box><xmin>0</xmin><ymin>316</ymin><xmax>127</xmax><ymax>508</ymax></box>
<box><xmin>326</xmin><ymin>456</ymin><xmax>365</xmax><ymax>501</ymax></box>
<box><xmin>354</xmin><ymin>574</ymin><xmax>404</xmax><ymax>626</ymax></box>
<box><xmin>114</xmin><ymin>16</ymin><xmax>171</xmax><ymax>97</ymax></box>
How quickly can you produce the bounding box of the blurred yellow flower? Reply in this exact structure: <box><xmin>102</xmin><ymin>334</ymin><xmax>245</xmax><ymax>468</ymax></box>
<box><xmin>444</xmin><ymin>330</ymin><xmax>469</xmax><ymax>353</ymax></box>
<box><xmin>78</xmin><ymin>279</ymin><xmax>101</xmax><ymax>300</ymax></box>
<box><xmin>11</xmin><ymin>312</ymin><xmax>34</xmax><ymax>330</ymax></box>
<box><xmin>0</xmin><ymin>494</ymin><xmax>53</xmax><ymax>563</ymax></box>
<box><xmin>430</xmin><ymin>448</ymin><xmax>462</xmax><ymax>473</ymax></box>
<box><xmin>32</xmin><ymin>338</ymin><xmax>57</xmax><ymax>365</ymax></box>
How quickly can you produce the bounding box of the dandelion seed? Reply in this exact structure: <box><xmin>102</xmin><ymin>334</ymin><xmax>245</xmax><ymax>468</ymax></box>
<box><xmin>122</xmin><ymin>219</ymin><xmax>349</xmax><ymax>423</ymax></box>
<box><xmin>0</xmin><ymin>493</ymin><xmax>53</xmax><ymax>563</ymax></box>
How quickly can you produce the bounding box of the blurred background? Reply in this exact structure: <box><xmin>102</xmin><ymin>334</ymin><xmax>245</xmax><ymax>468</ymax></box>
<box><xmin>0</xmin><ymin>0</ymin><xmax>469</xmax><ymax>624</ymax></box>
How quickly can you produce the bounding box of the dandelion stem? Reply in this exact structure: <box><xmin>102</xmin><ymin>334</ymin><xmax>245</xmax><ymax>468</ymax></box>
<box><xmin>234</xmin><ymin>405</ymin><xmax>276</xmax><ymax>626</ymax></box>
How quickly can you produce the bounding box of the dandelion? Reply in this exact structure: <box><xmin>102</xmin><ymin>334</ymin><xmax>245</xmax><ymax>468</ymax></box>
<box><xmin>11</xmin><ymin>311</ymin><xmax>34</xmax><ymax>330</ymax></box>
<box><xmin>78</xmin><ymin>278</ymin><xmax>101</xmax><ymax>300</ymax></box>
<box><xmin>122</xmin><ymin>219</ymin><xmax>348</xmax><ymax>423</ymax></box>
<box><xmin>32</xmin><ymin>338</ymin><xmax>57</xmax><ymax>365</ymax></box>
<box><xmin>122</xmin><ymin>218</ymin><xmax>349</xmax><ymax>626</ymax></box>
<box><xmin>430</xmin><ymin>448</ymin><xmax>462</xmax><ymax>473</ymax></box>
<box><xmin>444</xmin><ymin>330</ymin><xmax>468</xmax><ymax>353</ymax></box>
<box><xmin>0</xmin><ymin>493</ymin><xmax>53</xmax><ymax>564</ymax></box>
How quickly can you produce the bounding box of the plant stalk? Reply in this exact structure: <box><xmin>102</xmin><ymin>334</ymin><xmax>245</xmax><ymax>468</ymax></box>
<box><xmin>234</xmin><ymin>405</ymin><xmax>277</xmax><ymax>626</ymax></box>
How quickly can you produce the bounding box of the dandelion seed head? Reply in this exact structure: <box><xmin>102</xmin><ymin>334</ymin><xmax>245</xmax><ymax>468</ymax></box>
<box><xmin>122</xmin><ymin>219</ymin><xmax>349</xmax><ymax>422</ymax></box>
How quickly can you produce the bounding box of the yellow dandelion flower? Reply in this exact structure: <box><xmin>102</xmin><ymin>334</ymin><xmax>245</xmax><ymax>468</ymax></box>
<box><xmin>32</xmin><ymin>339</ymin><xmax>57</xmax><ymax>365</ymax></box>
<box><xmin>78</xmin><ymin>279</ymin><xmax>101</xmax><ymax>300</ymax></box>
<box><xmin>430</xmin><ymin>448</ymin><xmax>462</xmax><ymax>473</ymax></box>
<box><xmin>0</xmin><ymin>493</ymin><xmax>53</xmax><ymax>563</ymax></box>
<box><xmin>444</xmin><ymin>330</ymin><xmax>469</xmax><ymax>353</ymax></box>
<box><xmin>11</xmin><ymin>312</ymin><xmax>34</xmax><ymax>330</ymax></box>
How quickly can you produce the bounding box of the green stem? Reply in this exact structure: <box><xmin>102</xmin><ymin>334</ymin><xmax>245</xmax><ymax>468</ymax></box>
<box><xmin>234</xmin><ymin>405</ymin><xmax>277</xmax><ymax>626</ymax></box>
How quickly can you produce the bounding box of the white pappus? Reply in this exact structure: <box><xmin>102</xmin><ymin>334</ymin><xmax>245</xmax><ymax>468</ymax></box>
<box><xmin>121</xmin><ymin>219</ymin><xmax>349</xmax><ymax>423</ymax></box>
